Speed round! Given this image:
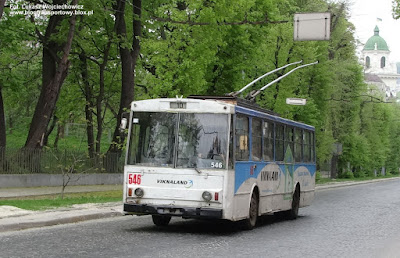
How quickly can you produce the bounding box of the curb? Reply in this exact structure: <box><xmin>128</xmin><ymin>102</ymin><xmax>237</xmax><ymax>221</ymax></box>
<box><xmin>315</xmin><ymin>177</ymin><xmax>400</xmax><ymax>190</ymax></box>
<box><xmin>0</xmin><ymin>211</ymin><xmax>122</xmax><ymax>233</ymax></box>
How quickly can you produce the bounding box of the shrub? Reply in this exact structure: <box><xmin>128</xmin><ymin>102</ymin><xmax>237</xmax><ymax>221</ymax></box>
<box><xmin>339</xmin><ymin>171</ymin><xmax>354</xmax><ymax>179</ymax></box>
<box><xmin>353</xmin><ymin>170</ymin><xmax>366</xmax><ymax>178</ymax></box>
<box><xmin>316</xmin><ymin>171</ymin><xmax>321</xmax><ymax>181</ymax></box>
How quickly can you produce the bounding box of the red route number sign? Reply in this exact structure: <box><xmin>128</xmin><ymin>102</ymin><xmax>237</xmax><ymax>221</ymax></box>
<box><xmin>128</xmin><ymin>174</ymin><xmax>142</xmax><ymax>185</ymax></box>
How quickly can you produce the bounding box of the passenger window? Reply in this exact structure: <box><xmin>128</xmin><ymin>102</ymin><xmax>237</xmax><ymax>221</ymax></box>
<box><xmin>285</xmin><ymin>127</ymin><xmax>294</xmax><ymax>160</ymax></box>
<box><xmin>251</xmin><ymin>118</ymin><xmax>262</xmax><ymax>161</ymax></box>
<box><xmin>311</xmin><ymin>132</ymin><xmax>315</xmax><ymax>162</ymax></box>
<box><xmin>235</xmin><ymin>115</ymin><xmax>249</xmax><ymax>161</ymax></box>
<box><xmin>295</xmin><ymin>129</ymin><xmax>303</xmax><ymax>162</ymax></box>
<box><xmin>263</xmin><ymin>121</ymin><xmax>274</xmax><ymax>161</ymax></box>
<box><xmin>275</xmin><ymin>124</ymin><xmax>284</xmax><ymax>161</ymax></box>
<box><xmin>229</xmin><ymin>116</ymin><xmax>234</xmax><ymax>169</ymax></box>
<box><xmin>303</xmin><ymin>131</ymin><xmax>311</xmax><ymax>162</ymax></box>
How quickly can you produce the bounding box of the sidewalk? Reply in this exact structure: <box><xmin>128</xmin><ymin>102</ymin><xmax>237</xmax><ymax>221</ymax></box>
<box><xmin>315</xmin><ymin>177</ymin><xmax>400</xmax><ymax>190</ymax></box>
<box><xmin>0</xmin><ymin>202</ymin><xmax>122</xmax><ymax>232</ymax></box>
<box><xmin>0</xmin><ymin>184</ymin><xmax>123</xmax><ymax>233</ymax></box>
<box><xmin>0</xmin><ymin>184</ymin><xmax>122</xmax><ymax>199</ymax></box>
<box><xmin>1</xmin><ymin>178</ymin><xmax>399</xmax><ymax>233</ymax></box>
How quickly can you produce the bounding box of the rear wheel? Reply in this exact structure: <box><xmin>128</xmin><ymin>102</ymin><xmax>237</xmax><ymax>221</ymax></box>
<box><xmin>285</xmin><ymin>185</ymin><xmax>300</xmax><ymax>220</ymax></box>
<box><xmin>152</xmin><ymin>215</ymin><xmax>171</xmax><ymax>226</ymax></box>
<box><xmin>242</xmin><ymin>191</ymin><xmax>259</xmax><ymax>230</ymax></box>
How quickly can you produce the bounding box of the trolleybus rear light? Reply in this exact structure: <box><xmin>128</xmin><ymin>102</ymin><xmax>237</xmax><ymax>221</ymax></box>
<box><xmin>128</xmin><ymin>188</ymin><xmax>133</xmax><ymax>197</ymax></box>
<box><xmin>214</xmin><ymin>192</ymin><xmax>219</xmax><ymax>201</ymax></box>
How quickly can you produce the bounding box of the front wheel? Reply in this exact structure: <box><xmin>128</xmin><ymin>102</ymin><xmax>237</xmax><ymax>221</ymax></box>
<box><xmin>242</xmin><ymin>191</ymin><xmax>259</xmax><ymax>230</ymax></box>
<box><xmin>152</xmin><ymin>215</ymin><xmax>171</xmax><ymax>226</ymax></box>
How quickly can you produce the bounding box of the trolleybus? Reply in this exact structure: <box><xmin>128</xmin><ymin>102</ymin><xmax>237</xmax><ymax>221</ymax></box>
<box><xmin>122</xmin><ymin>95</ymin><xmax>316</xmax><ymax>229</ymax></box>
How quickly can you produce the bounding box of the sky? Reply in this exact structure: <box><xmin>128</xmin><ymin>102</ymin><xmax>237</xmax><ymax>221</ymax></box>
<box><xmin>348</xmin><ymin>0</ymin><xmax>400</xmax><ymax>63</ymax></box>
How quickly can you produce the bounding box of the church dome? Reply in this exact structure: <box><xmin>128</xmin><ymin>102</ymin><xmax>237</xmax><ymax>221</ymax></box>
<box><xmin>363</xmin><ymin>26</ymin><xmax>389</xmax><ymax>51</ymax></box>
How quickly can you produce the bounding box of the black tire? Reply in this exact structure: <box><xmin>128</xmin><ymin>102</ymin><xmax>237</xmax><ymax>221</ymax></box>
<box><xmin>242</xmin><ymin>190</ymin><xmax>259</xmax><ymax>230</ymax></box>
<box><xmin>152</xmin><ymin>215</ymin><xmax>171</xmax><ymax>226</ymax></box>
<box><xmin>285</xmin><ymin>185</ymin><xmax>300</xmax><ymax>220</ymax></box>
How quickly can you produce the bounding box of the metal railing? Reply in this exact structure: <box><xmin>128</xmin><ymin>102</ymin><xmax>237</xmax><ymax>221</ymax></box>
<box><xmin>0</xmin><ymin>147</ymin><xmax>124</xmax><ymax>174</ymax></box>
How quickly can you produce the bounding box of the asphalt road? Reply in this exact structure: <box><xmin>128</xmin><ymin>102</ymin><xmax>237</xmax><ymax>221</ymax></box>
<box><xmin>1</xmin><ymin>180</ymin><xmax>400</xmax><ymax>258</ymax></box>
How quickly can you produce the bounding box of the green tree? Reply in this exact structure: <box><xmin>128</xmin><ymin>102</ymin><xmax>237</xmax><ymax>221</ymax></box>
<box><xmin>386</xmin><ymin>104</ymin><xmax>400</xmax><ymax>173</ymax></box>
<box><xmin>0</xmin><ymin>0</ymin><xmax>4</xmax><ymax>20</ymax></box>
<box><xmin>107</xmin><ymin>0</ymin><xmax>139</xmax><ymax>154</ymax></box>
<box><xmin>0</xmin><ymin>3</ymin><xmax>40</xmax><ymax>148</ymax></box>
<box><xmin>66</xmin><ymin>0</ymin><xmax>119</xmax><ymax>157</ymax></box>
<box><xmin>393</xmin><ymin>0</ymin><xmax>400</xmax><ymax>19</ymax></box>
<box><xmin>2</xmin><ymin>0</ymin><xmax>398</xmax><ymax>177</ymax></box>
<box><xmin>0</xmin><ymin>0</ymin><xmax>6</xmax><ymax>147</ymax></box>
<box><xmin>25</xmin><ymin>0</ymin><xmax>79</xmax><ymax>149</ymax></box>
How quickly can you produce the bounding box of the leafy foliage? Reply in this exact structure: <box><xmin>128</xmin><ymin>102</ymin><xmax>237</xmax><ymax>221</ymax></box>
<box><xmin>393</xmin><ymin>0</ymin><xmax>400</xmax><ymax>19</ymax></box>
<box><xmin>1</xmin><ymin>0</ymin><xmax>400</xmax><ymax>176</ymax></box>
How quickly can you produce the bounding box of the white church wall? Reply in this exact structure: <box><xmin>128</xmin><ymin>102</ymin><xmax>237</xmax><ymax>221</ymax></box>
<box><xmin>362</xmin><ymin>50</ymin><xmax>391</xmax><ymax>74</ymax></box>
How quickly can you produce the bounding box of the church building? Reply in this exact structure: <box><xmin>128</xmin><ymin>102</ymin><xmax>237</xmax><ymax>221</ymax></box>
<box><xmin>361</xmin><ymin>26</ymin><xmax>400</xmax><ymax>99</ymax></box>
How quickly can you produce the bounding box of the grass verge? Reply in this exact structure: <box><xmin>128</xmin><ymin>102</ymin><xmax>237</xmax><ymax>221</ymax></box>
<box><xmin>0</xmin><ymin>190</ymin><xmax>122</xmax><ymax>211</ymax></box>
<box><xmin>316</xmin><ymin>174</ymin><xmax>400</xmax><ymax>185</ymax></box>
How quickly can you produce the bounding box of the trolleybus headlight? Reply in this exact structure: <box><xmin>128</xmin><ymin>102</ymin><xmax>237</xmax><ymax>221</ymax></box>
<box><xmin>134</xmin><ymin>188</ymin><xmax>144</xmax><ymax>197</ymax></box>
<box><xmin>202</xmin><ymin>191</ymin><xmax>212</xmax><ymax>202</ymax></box>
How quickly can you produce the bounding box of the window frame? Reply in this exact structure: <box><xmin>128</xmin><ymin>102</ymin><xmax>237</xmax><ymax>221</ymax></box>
<box><xmin>235</xmin><ymin>114</ymin><xmax>250</xmax><ymax>161</ymax></box>
<box><xmin>251</xmin><ymin>117</ymin><xmax>262</xmax><ymax>161</ymax></box>
<box><xmin>285</xmin><ymin>126</ymin><xmax>294</xmax><ymax>160</ymax></box>
<box><xmin>275</xmin><ymin>123</ymin><xmax>285</xmax><ymax>162</ymax></box>
<box><xmin>366</xmin><ymin>56</ymin><xmax>370</xmax><ymax>68</ymax></box>
<box><xmin>263</xmin><ymin>120</ymin><xmax>274</xmax><ymax>162</ymax></box>
<box><xmin>381</xmin><ymin>56</ymin><xmax>386</xmax><ymax>68</ymax></box>
<box><xmin>303</xmin><ymin>130</ymin><xmax>313</xmax><ymax>163</ymax></box>
<box><xmin>294</xmin><ymin>128</ymin><xmax>303</xmax><ymax>162</ymax></box>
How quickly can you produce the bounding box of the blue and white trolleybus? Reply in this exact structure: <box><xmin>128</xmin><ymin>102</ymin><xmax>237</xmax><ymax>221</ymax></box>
<box><xmin>122</xmin><ymin>95</ymin><xmax>316</xmax><ymax>229</ymax></box>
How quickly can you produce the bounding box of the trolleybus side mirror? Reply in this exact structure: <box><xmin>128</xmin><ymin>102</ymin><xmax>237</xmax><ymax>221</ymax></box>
<box><xmin>120</xmin><ymin>118</ymin><xmax>128</xmax><ymax>131</ymax></box>
<box><xmin>119</xmin><ymin>112</ymin><xmax>130</xmax><ymax>132</ymax></box>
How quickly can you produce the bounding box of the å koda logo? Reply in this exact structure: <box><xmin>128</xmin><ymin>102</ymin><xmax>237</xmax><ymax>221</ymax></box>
<box><xmin>185</xmin><ymin>180</ymin><xmax>193</xmax><ymax>188</ymax></box>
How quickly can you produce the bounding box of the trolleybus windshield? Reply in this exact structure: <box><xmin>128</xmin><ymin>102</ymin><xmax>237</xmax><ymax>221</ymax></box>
<box><xmin>127</xmin><ymin>112</ymin><xmax>229</xmax><ymax>169</ymax></box>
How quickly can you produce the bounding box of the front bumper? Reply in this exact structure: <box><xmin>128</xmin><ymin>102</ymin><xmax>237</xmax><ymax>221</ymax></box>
<box><xmin>124</xmin><ymin>203</ymin><xmax>223</xmax><ymax>219</ymax></box>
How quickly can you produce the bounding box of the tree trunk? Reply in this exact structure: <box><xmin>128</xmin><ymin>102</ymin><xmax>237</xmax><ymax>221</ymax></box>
<box><xmin>0</xmin><ymin>0</ymin><xmax>6</xmax><ymax>148</ymax></box>
<box><xmin>330</xmin><ymin>154</ymin><xmax>338</xmax><ymax>179</ymax></box>
<box><xmin>95</xmin><ymin>41</ymin><xmax>112</xmax><ymax>154</ymax></box>
<box><xmin>0</xmin><ymin>0</ymin><xmax>5</xmax><ymax>20</ymax></box>
<box><xmin>95</xmin><ymin>69</ymin><xmax>104</xmax><ymax>154</ymax></box>
<box><xmin>79</xmin><ymin>51</ymin><xmax>95</xmax><ymax>159</ymax></box>
<box><xmin>43</xmin><ymin>114</ymin><xmax>58</xmax><ymax>146</ymax></box>
<box><xmin>131</xmin><ymin>0</ymin><xmax>142</xmax><ymax>70</ymax></box>
<box><xmin>0</xmin><ymin>85</ymin><xmax>5</xmax><ymax>148</ymax></box>
<box><xmin>53</xmin><ymin>123</ymin><xmax>64</xmax><ymax>149</ymax></box>
<box><xmin>108</xmin><ymin>0</ymin><xmax>138</xmax><ymax>154</ymax></box>
<box><xmin>25</xmin><ymin>1</ymin><xmax>78</xmax><ymax>149</ymax></box>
